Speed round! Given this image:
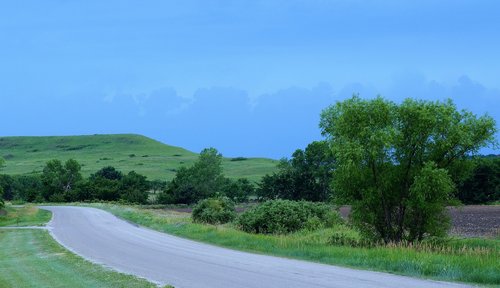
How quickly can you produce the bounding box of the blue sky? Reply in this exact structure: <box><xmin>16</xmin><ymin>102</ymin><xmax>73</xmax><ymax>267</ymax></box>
<box><xmin>1</xmin><ymin>0</ymin><xmax>499</xmax><ymax>158</ymax></box>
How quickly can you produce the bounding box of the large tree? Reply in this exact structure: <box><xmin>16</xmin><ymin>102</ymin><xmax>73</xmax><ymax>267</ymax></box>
<box><xmin>41</xmin><ymin>159</ymin><xmax>83</xmax><ymax>202</ymax></box>
<box><xmin>160</xmin><ymin>148</ymin><xmax>225</xmax><ymax>204</ymax></box>
<box><xmin>320</xmin><ymin>96</ymin><xmax>496</xmax><ymax>243</ymax></box>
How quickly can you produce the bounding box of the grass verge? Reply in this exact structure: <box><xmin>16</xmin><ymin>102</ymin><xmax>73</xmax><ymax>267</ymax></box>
<box><xmin>0</xmin><ymin>205</ymin><xmax>52</xmax><ymax>227</ymax></box>
<box><xmin>87</xmin><ymin>203</ymin><xmax>500</xmax><ymax>286</ymax></box>
<box><xmin>0</xmin><ymin>205</ymin><xmax>161</xmax><ymax>287</ymax></box>
<box><xmin>0</xmin><ymin>229</ymin><xmax>157</xmax><ymax>288</ymax></box>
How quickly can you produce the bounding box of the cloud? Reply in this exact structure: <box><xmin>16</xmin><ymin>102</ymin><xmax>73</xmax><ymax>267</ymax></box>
<box><xmin>1</xmin><ymin>76</ymin><xmax>498</xmax><ymax>158</ymax></box>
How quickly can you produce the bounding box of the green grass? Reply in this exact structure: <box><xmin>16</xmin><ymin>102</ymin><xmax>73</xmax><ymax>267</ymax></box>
<box><xmin>0</xmin><ymin>205</ymin><xmax>52</xmax><ymax>227</ymax></box>
<box><xmin>88</xmin><ymin>203</ymin><xmax>500</xmax><ymax>286</ymax></box>
<box><xmin>0</xmin><ymin>229</ymin><xmax>158</xmax><ymax>288</ymax></box>
<box><xmin>0</xmin><ymin>134</ymin><xmax>278</xmax><ymax>181</ymax></box>
<box><xmin>0</xmin><ymin>205</ymin><xmax>160</xmax><ymax>287</ymax></box>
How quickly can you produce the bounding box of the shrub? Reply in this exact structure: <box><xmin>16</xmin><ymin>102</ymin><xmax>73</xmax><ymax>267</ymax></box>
<box><xmin>192</xmin><ymin>197</ymin><xmax>236</xmax><ymax>225</ymax></box>
<box><xmin>237</xmin><ymin>200</ymin><xmax>340</xmax><ymax>234</ymax></box>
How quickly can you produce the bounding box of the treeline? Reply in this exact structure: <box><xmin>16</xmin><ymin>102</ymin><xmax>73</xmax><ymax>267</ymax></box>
<box><xmin>0</xmin><ymin>142</ymin><xmax>498</xmax><ymax>206</ymax></box>
<box><xmin>0</xmin><ymin>159</ymin><xmax>151</xmax><ymax>204</ymax></box>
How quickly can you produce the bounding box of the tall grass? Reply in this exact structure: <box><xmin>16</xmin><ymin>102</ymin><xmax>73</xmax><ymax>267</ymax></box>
<box><xmin>0</xmin><ymin>205</ymin><xmax>52</xmax><ymax>227</ymax></box>
<box><xmin>89</xmin><ymin>203</ymin><xmax>500</xmax><ymax>286</ymax></box>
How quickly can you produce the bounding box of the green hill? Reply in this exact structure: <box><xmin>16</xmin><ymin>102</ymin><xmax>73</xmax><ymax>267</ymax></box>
<box><xmin>0</xmin><ymin>134</ymin><xmax>278</xmax><ymax>182</ymax></box>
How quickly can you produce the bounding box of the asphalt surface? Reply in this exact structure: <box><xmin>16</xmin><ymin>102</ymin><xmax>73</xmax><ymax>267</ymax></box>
<box><xmin>41</xmin><ymin>206</ymin><xmax>470</xmax><ymax>288</ymax></box>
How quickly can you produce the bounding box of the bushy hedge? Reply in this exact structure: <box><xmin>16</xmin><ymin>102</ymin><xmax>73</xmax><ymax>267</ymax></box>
<box><xmin>237</xmin><ymin>200</ymin><xmax>341</xmax><ymax>234</ymax></box>
<box><xmin>192</xmin><ymin>197</ymin><xmax>236</xmax><ymax>225</ymax></box>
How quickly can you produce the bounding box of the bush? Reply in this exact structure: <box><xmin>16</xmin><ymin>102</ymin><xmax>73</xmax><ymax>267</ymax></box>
<box><xmin>192</xmin><ymin>197</ymin><xmax>236</xmax><ymax>225</ymax></box>
<box><xmin>237</xmin><ymin>200</ymin><xmax>340</xmax><ymax>234</ymax></box>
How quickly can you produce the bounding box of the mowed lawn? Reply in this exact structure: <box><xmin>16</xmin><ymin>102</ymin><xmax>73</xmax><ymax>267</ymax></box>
<box><xmin>0</xmin><ymin>206</ymin><xmax>158</xmax><ymax>288</ymax></box>
<box><xmin>0</xmin><ymin>134</ymin><xmax>278</xmax><ymax>182</ymax></box>
<box><xmin>0</xmin><ymin>230</ymin><xmax>157</xmax><ymax>288</ymax></box>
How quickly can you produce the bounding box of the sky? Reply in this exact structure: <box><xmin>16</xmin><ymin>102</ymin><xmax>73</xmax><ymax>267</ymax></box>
<box><xmin>1</xmin><ymin>0</ymin><xmax>499</xmax><ymax>158</ymax></box>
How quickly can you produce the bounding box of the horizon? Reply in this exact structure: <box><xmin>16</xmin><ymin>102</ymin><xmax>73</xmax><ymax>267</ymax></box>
<box><xmin>1</xmin><ymin>1</ymin><xmax>499</xmax><ymax>158</ymax></box>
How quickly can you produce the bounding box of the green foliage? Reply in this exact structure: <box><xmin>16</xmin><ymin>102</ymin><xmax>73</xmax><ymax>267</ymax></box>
<box><xmin>257</xmin><ymin>141</ymin><xmax>334</xmax><ymax>202</ymax></box>
<box><xmin>81</xmin><ymin>167</ymin><xmax>149</xmax><ymax>203</ymax></box>
<box><xmin>13</xmin><ymin>175</ymin><xmax>43</xmax><ymax>202</ymax></box>
<box><xmin>0</xmin><ymin>186</ymin><xmax>4</xmax><ymax>209</ymax></box>
<box><xmin>320</xmin><ymin>96</ymin><xmax>497</xmax><ymax>243</ymax></box>
<box><xmin>238</xmin><ymin>200</ymin><xmax>340</xmax><ymax>234</ymax></box>
<box><xmin>458</xmin><ymin>157</ymin><xmax>500</xmax><ymax>204</ymax></box>
<box><xmin>0</xmin><ymin>174</ymin><xmax>44</xmax><ymax>202</ymax></box>
<box><xmin>160</xmin><ymin>148</ymin><xmax>225</xmax><ymax>204</ymax></box>
<box><xmin>407</xmin><ymin>162</ymin><xmax>455</xmax><ymax>240</ymax></box>
<box><xmin>120</xmin><ymin>171</ymin><xmax>149</xmax><ymax>204</ymax></box>
<box><xmin>192</xmin><ymin>197</ymin><xmax>236</xmax><ymax>224</ymax></box>
<box><xmin>94</xmin><ymin>166</ymin><xmax>123</xmax><ymax>180</ymax></box>
<box><xmin>0</xmin><ymin>174</ymin><xmax>15</xmax><ymax>200</ymax></box>
<box><xmin>86</xmin><ymin>166</ymin><xmax>124</xmax><ymax>201</ymax></box>
<box><xmin>221</xmin><ymin>178</ymin><xmax>255</xmax><ymax>203</ymax></box>
<box><xmin>41</xmin><ymin>159</ymin><xmax>83</xmax><ymax>202</ymax></box>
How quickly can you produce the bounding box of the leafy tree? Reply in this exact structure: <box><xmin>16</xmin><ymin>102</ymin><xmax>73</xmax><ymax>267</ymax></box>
<box><xmin>320</xmin><ymin>96</ymin><xmax>496</xmax><ymax>243</ymax></box>
<box><xmin>149</xmin><ymin>179</ymin><xmax>167</xmax><ymax>194</ymax></box>
<box><xmin>160</xmin><ymin>148</ymin><xmax>225</xmax><ymax>204</ymax></box>
<box><xmin>41</xmin><ymin>159</ymin><xmax>83</xmax><ymax>202</ymax></box>
<box><xmin>94</xmin><ymin>166</ymin><xmax>123</xmax><ymax>180</ymax></box>
<box><xmin>457</xmin><ymin>157</ymin><xmax>500</xmax><ymax>204</ymax></box>
<box><xmin>0</xmin><ymin>174</ymin><xmax>15</xmax><ymax>200</ymax></box>
<box><xmin>87</xmin><ymin>166</ymin><xmax>123</xmax><ymax>201</ymax></box>
<box><xmin>258</xmin><ymin>141</ymin><xmax>334</xmax><ymax>202</ymax></box>
<box><xmin>221</xmin><ymin>178</ymin><xmax>255</xmax><ymax>203</ymax></box>
<box><xmin>119</xmin><ymin>171</ymin><xmax>149</xmax><ymax>204</ymax></box>
<box><xmin>12</xmin><ymin>175</ymin><xmax>43</xmax><ymax>202</ymax></box>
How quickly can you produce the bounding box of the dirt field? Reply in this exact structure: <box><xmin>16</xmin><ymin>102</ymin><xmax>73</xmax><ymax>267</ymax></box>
<box><xmin>448</xmin><ymin>205</ymin><xmax>500</xmax><ymax>237</ymax></box>
<box><xmin>339</xmin><ymin>205</ymin><xmax>499</xmax><ymax>238</ymax></box>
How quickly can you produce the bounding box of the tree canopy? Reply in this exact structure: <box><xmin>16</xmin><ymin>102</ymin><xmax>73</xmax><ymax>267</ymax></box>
<box><xmin>160</xmin><ymin>148</ymin><xmax>225</xmax><ymax>204</ymax></box>
<box><xmin>320</xmin><ymin>96</ymin><xmax>497</xmax><ymax>242</ymax></box>
<box><xmin>258</xmin><ymin>141</ymin><xmax>334</xmax><ymax>202</ymax></box>
<box><xmin>41</xmin><ymin>159</ymin><xmax>83</xmax><ymax>202</ymax></box>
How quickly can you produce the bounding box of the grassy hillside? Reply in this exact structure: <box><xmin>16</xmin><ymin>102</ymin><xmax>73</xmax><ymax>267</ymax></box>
<box><xmin>0</xmin><ymin>134</ymin><xmax>278</xmax><ymax>182</ymax></box>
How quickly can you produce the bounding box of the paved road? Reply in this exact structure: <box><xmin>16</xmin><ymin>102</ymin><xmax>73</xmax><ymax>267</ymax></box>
<box><xmin>41</xmin><ymin>206</ymin><xmax>469</xmax><ymax>288</ymax></box>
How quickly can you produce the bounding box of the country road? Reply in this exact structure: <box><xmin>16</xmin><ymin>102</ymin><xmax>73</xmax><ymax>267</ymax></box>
<box><xmin>41</xmin><ymin>206</ymin><xmax>469</xmax><ymax>288</ymax></box>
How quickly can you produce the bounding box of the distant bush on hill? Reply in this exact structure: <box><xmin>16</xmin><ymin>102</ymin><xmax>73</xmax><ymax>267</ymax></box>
<box><xmin>230</xmin><ymin>157</ymin><xmax>247</xmax><ymax>161</ymax></box>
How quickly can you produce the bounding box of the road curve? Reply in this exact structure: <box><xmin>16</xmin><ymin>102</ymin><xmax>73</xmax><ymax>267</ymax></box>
<box><xmin>41</xmin><ymin>206</ymin><xmax>469</xmax><ymax>288</ymax></box>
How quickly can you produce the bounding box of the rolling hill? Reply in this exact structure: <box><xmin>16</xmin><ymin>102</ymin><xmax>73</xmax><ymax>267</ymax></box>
<box><xmin>0</xmin><ymin>134</ymin><xmax>278</xmax><ymax>182</ymax></box>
